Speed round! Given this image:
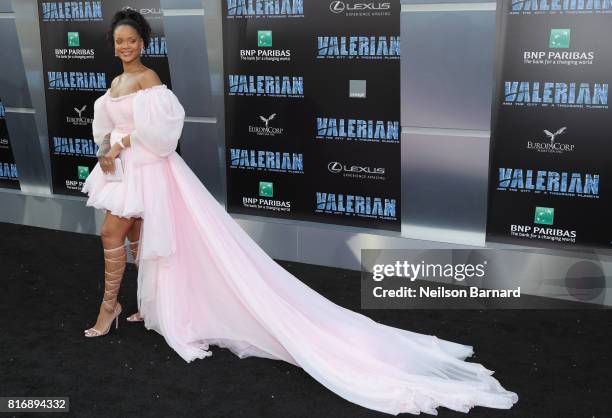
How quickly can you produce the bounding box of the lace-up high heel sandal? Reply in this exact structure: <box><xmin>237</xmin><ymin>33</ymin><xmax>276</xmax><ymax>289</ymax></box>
<box><xmin>126</xmin><ymin>239</ymin><xmax>144</xmax><ymax>323</ymax></box>
<box><xmin>84</xmin><ymin>244</ymin><xmax>126</xmax><ymax>337</ymax></box>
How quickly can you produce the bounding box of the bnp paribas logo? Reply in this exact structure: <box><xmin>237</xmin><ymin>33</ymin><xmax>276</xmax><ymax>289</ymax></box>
<box><xmin>240</xmin><ymin>30</ymin><xmax>290</xmax><ymax>62</ymax></box>
<box><xmin>67</xmin><ymin>31</ymin><xmax>80</xmax><ymax>47</ymax></box>
<box><xmin>77</xmin><ymin>165</ymin><xmax>89</xmax><ymax>180</ymax></box>
<box><xmin>259</xmin><ymin>181</ymin><xmax>273</xmax><ymax>197</ymax></box>
<box><xmin>549</xmin><ymin>29</ymin><xmax>570</xmax><ymax>49</ymax></box>
<box><xmin>534</xmin><ymin>207</ymin><xmax>554</xmax><ymax>225</ymax></box>
<box><xmin>258</xmin><ymin>30</ymin><xmax>272</xmax><ymax>47</ymax></box>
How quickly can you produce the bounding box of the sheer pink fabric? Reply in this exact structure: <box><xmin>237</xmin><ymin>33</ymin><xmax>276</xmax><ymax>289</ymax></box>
<box><xmin>82</xmin><ymin>85</ymin><xmax>518</xmax><ymax>415</ymax></box>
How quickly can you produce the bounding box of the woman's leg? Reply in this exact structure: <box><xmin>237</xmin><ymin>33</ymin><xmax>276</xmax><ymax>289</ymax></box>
<box><xmin>126</xmin><ymin>217</ymin><xmax>142</xmax><ymax>266</ymax></box>
<box><xmin>126</xmin><ymin>218</ymin><xmax>144</xmax><ymax>322</ymax></box>
<box><xmin>84</xmin><ymin>211</ymin><xmax>135</xmax><ymax>336</ymax></box>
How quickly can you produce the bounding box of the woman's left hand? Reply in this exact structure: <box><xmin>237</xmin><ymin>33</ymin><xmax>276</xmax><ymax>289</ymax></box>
<box><xmin>99</xmin><ymin>155</ymin><xmax>116</xmax><ymax>174</ymax></box>
<box><xmin>99</xmin><ymin>143</ymin><xmax>121</xmax><ymax>173</ymax></box>
<box><xmin>105</xmin><ymin>142</ymin><xmax>122</xmax><ymax>159</ymax></box>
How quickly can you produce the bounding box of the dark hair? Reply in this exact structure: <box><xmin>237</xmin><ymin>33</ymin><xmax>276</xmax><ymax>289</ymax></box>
<box><xmin>107</xmin><ymin>7</ymin><xmax>151</xmax><ymax>49</ymax></box>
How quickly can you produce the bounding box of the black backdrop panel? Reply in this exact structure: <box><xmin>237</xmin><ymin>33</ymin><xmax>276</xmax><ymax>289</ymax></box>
<box><xmin>222</xmin><ymin>0</ymin><xmax>401</xmax><ymax>231</ymax></box>
<box><xmin>487</xmin><ymin>1</ymin><xmax>612</xmax><ymax>249</ymax></box>
<box><xmin>38</xmin><ymin>0</ymin><xmax>171</xmax><ymax>195</ymax></box>
<box><xmin>0</xmin><ymin>98</ymin><xmax>20</xmax><ymax>190</ymax></box>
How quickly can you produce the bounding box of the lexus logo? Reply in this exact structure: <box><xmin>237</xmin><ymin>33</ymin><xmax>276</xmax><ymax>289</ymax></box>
<box><xmin>329</xmin><ymin>1</ymin><xmax>392</xmax><ymax>13</ymax></box>
<box><xmin>328</xmin><ymin>162</ymin><xmax>385</xmax><ymax>175</ymax></box>
<box><xmin>139</xmin><ymin>8</ymin><xmax>162</xmax><ymax>15</ymax></box>
<box><xmin>329</xmin><ymin>1</ymin><xmax>346</xmax><ymax>12</ymax></box>
<box><xmin>126</xmin><ymin>6</ymin><xmax>162</xmax><ymax>15</ymax></box>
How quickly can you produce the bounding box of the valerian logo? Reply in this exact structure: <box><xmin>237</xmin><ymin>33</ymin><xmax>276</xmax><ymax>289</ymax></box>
<box><xmin>317</xmin><ymin>35</ymin><xmax>400</xmax><ymax>59</ymax></box>
<box><xmin>226</xmin><ymin>0</ymin><xmax>304</xmax><ymax>18</ymax></box>
<box><xmin>503</xmin><ymin>81</ymin><xmax>608</xmax><ymax>109</ymax></box>
<box><xmin>497</xmin><ymin>168</ymin><xmax>598</xmax><ymax>198</ymax></box>
<box><xmin>510</xmin><ymin>0</ymin><xmax>612</xmax><ymax>14</ymax></box>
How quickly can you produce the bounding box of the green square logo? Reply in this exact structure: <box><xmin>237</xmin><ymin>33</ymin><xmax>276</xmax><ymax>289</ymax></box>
<box><xmin>68</xmin><ymin>31</ymin><xmax>80</xmax><ymax>47</ymax></box>
<box><xmin>258</xmin><ymin>30</ymin><xmax>272</xmax><ymax>47</ymax></box>
<box><xmin>77</xmin><ymin>165</ymin><xmax>89</xmax><ymax>180</ymax></box>
<box><xmin>534</xmin><ymin>207</ymin><xmax>554</xmax><ymax>225</ymax></box>
<box><xmin>549</xmin><ymin>29</ymin><xmax>570</xmax><ymax>48</ymax></box>
<box><xmin>259</xmin><ymin>181</ymin><xmax>273</xmax><ymax>197</ymax></box>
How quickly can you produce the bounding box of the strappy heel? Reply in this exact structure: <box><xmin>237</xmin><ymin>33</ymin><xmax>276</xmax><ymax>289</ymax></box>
<box><xmin>126</xmin><ymin>239</ymin><xmax>144</xmax><ymax>323</ymax></box>
<box><xmin>84</xmin><ymin>244</ymin><xmax>126</xmax><ymax>337</ymax></box>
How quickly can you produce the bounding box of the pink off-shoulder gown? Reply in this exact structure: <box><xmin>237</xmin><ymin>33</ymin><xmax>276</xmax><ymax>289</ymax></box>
<box><xmin>81</xmin><ymin>85</ymin><xmax>518</xmax><ymax>416</ymax></box>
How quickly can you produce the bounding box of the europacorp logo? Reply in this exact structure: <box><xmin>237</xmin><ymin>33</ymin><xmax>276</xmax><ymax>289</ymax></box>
<box><xmin>66</xmin><ymin>104</ymin><xmax>93</xmax><ymax>126</ymax></box>
<box><xmin>526</xmin><ymin>126</ymin><xmax>575</xmax><ymax>154</ymax></box>
<box><xmin>249</xmin><ymin>113</ymin><xmax>284</xmax><ymax>136</ymax></box>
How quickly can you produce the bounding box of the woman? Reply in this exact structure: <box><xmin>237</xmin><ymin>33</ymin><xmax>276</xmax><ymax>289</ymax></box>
<box><xmin>81</xmin><ymin>8</ymin><xmax>518</xmax><ymax>415</ymax></box>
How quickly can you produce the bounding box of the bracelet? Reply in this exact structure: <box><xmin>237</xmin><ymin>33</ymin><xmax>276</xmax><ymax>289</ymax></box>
<box><xmin>118</xmin><ymin>137</ymin><xmax>126</xmax><ymax>149</ymax></box>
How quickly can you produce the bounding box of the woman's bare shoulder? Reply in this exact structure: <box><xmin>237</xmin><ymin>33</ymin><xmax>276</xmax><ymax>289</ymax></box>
<box><xmin>110</xmin><ymin>75</ymin><xmax>122</xmax><ymax>87</ymax></box>
<box><xmin>138</xmin><ymin>68</ymin><xmax>162</xmax><ymax>90</ymax></box>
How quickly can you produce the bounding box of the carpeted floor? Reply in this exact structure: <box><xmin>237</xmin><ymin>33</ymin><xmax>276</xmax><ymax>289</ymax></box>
<box><xmin>0</xmin><ymin>221</ymin><xmax>610</xmax><ymax>418</ymax></box>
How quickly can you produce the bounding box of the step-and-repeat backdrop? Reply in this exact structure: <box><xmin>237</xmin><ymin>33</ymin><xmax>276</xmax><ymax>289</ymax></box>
<box><xmin>34</xmin><ymin>0</ymin><xmax>612</xmax><ymax>245</ymax></box>
<box><xmin>222</xmin><ymin>1</ymin><xmax>401</xmax><ymax>231</ymax></box>
<box><xmin>0</xmin><ymin>98</ymin><xmax>20</xmax><ymax>189</ymax></box>
<box><xmin>487</xmin><ymin>0</ymin><xmax>611</xmax><ymax>249</ymax></box>
<box><xmin>37</xmin><ymin>0</ymin><xmax>171</xmax><ymax>195</ymax></box>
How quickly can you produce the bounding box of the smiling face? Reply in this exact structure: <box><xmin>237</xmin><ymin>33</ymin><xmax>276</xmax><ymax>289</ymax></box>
<box><xmin>113</xmin><ymin>24</ymin><xmax>143</xmax><ymax>63</ymax></box>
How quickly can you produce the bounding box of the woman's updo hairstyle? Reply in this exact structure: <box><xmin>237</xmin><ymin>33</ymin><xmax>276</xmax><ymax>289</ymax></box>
<box><xmin>107</xmin><ymin>7</ymin><xmax>151</xmax><ymax>49</ymax></box>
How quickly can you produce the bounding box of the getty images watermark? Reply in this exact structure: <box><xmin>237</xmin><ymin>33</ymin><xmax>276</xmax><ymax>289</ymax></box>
<box><xmin>361</xmin><ymin>249</ymin><xmax>611</xmax><ymax>309</ymax></box>
<box><xmin>372</xmin><ymin>259</ymin><xmax>521</xmax><ymax>298</ymax></box>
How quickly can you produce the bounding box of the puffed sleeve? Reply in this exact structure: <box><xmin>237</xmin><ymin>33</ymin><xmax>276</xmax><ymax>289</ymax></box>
<box><xmin>92</xmin><ymin>90</ymin><xmax>113</xmax><ymax>145</ymax></box>
<box><xmin>130</xmin><ymin>85</ymin><xmax>185</xmax><ymax>162</ymax></box>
